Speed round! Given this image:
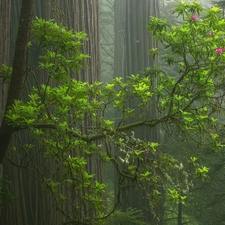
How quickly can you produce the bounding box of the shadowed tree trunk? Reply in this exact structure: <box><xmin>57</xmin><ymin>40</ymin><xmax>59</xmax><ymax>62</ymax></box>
<box><xmin>0</xmin><ymin>0</ymin><xmax>34</xmax><ymax>164</ymax></box>
<box><xmin>0</xmin><ymin>0</ymin><xmax>11</xmax><ymax>122</ymax></box>
<box><xmin>0</xmin><ymin>0</ymin><xmax>101</xmax><ymax>224</ymax></box>
<box><xmin>0</xmin><ymin>0</ymin><xmax>11</xmax><ymax>220</ymax></box>
<box><xmin>114</xmin><ymin>0</ymin><xmax>163</xmax><ymax>224</ymax></box>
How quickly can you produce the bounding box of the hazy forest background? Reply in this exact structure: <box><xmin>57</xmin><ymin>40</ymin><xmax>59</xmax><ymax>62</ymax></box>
<box><xmin>1</xmin><ymin>0</ymin><xmax>225</xmax><ymax>225</ymax></box>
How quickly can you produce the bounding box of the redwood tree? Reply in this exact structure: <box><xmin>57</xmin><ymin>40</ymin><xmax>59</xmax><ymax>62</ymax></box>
<box><xmin>114</xmin><ymin>0</ymin><xmax>162</xmax><ymax>223</ymax></box>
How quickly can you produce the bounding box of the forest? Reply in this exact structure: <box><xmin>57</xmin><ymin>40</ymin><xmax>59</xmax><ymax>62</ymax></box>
<box><xmin>1</xmin><ymin>0</ymin><xmax>225</xmax><ymax>224</ymax></box>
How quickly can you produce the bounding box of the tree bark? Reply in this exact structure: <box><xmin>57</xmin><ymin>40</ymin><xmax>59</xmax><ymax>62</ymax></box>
<box><xmin>0</xmin><ymin>0</ymin><xmax>34</xmax><ymax>163</ymax></box>
<box><xmin>0</xmin><ymin>0</ymin><xmax>11</xmax><ymax>222</ymax></box>
<box><xmin>0</xmin><ymin>0</ymin><xmax>11</xmax><ymax>123</ymax></box>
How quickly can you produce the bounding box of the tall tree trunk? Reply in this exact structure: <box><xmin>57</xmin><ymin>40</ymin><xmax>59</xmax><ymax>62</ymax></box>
<box><xmin>0</xmin><ymin>0</ymin><xmax>34</xmax><ymax>163</ymax></box>
<box><xmin>0</xmin><ymin>0</ymin><xmax>101</xmax><ymax>224</ymax></box>
<box><xmin>114</xmin><ymin>0</ymin><xmax>162</xmax><ymax>224</ymax></box>
<box><xmin>0</xmin><ymin>0</ymin><xmax>11</xmax><ymax>122</ymax></box>
<box><xmin>0</xmin><ymin>0</ymin><xmax>11</xmax><ymax>221</ymax></box>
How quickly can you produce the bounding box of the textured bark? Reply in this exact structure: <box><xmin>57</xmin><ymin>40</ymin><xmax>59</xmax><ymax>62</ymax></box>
<box><xmin>0</xmin><ymin>0</ymin><xmax>11</xmax><ymax>123</ymax></box>
<box><xmin>0</xmin><ymin>0</ymin><xmax>11</xmax><ymax>222</ymax></box>
<box><xmin>114</xmin><ymin>0</ymin><xmax>162</xmax><ymax>224</ymax></box>
<box><xmin>0</xmin><ymin>0</ymin><xmax>34</xmax><ymax>163</ymax></box>
<box><xmin>0</xmin><ymin>0</ymin><xmax>12</xmax><ymax>167</ymax></box>
<box><xmin>114</xmin><ymin>0</ymin><xmax>159</xmax><ymax>76</ymax></box>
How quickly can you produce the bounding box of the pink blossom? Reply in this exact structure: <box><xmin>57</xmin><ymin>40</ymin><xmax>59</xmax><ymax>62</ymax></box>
<box><xmin>215</xmin><ymin>48</ymin><xmax>223</xmax><ymax>54</ymax></box>
<box><xmin>190</xmin><ymin>15</ymin><xmax>198</xmax><ymax>20</ymax></box>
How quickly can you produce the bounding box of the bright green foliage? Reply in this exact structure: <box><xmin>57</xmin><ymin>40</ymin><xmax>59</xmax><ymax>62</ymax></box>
<box><xmin>32</xmin><ymin>18</ymin><xmax>89</xmax><ymax>82</ymax></box>
<box><xmin>3</xmin><ymin>3</ymin><xmax>225</xmax><ymax>224</ymax></box>
<box><xmin>194</xmin><ymin>166</ymin><xmax>209</xmax><ymax>181</ymax></box>
<box><xmin>168</xmin><ymin>188</ymin><xmax>187</xmax><ymax>203</ymax></box>
<box><xmin>0</xmin><ymin>64</ymin><xmax>12</xmax><ymax>84</ymax></box>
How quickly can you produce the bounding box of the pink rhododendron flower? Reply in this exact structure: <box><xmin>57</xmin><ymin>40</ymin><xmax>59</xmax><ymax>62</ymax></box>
<box><xmin>215</xmin><ymin>48</ymin><xmax>224</xmax><ymax>54</ymax></box>
<box><xmin>190</xmin><ymin>15</ymin><xmax>198</xmax><ymax>20</ymax></box>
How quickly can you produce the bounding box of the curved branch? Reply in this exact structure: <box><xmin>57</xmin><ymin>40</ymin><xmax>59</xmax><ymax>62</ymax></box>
<box><xmin>10</xmin><ymin>115</ymin><xmax>169</xmax><ymax>144</ymax></box>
